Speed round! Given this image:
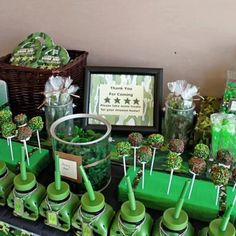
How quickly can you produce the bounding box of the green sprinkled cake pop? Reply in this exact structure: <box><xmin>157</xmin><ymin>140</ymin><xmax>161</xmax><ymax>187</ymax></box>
<box><xmin>147</xmin><ymin>133</ymin><xmax>164</xmax><ymax>175</ymax></box>
<box><xmin>14</xmin><ymin>113</ymin><xmax>27</xmax><ymax>126</ymax></box>
<box><xmin>0</xmin><ymin>110</ymin><xmax>12</xmax><ymax>125</ymax></box>
<box><xmin>147</xmin><ymin>133</ymin><xmax>164</xmax><ymax>149</ymax></box>
<box><xmin>116</xmin><ymin>141</ymin><xmax>131</xmax><ymax>177</ymax></box>
<box><xmin>211</xmin><ymin>165</ymin><xmax>230</xmax><ymax>186</ymax></box>
<box><xmin>193</xmin><ymin>143</ymin><xmax>210</xmax><ymax>160</ymax></box>
<box><xmin>167</xmin><ymin>152</ymin><xmax>183</xmax><ymax>170</ymax></box>
<box><xmin>28</xmin><ymin>116</ymin><xmax>44</xmax><ymax>131</ymax></box>
<box><xmin>1</xmin><ymin>122</ymin><xmax>17</xmax><ymax>161</ymax></box>
<box><xmin>166</xmin><ymin>152</ymin><xmax>183</xmax><ymax>195</ymax></box>
<box><xmin>28</xmin><ymin>116</ymin><xmax>44</xmax><ymax>153</ymax></box>
<box><xmin>1</xmin><ymin>122</ymin><xmax>16</xmax><ymax>138</ymax></box>
<box><xmin>116</xmin><ymin>141</ymin><xmax>131</xmax><ymax>156</ymax></box>
<box><xmin>211</xmin><ymin>165</ymin><xmax>230</xmax><ymax>205</ymax></box>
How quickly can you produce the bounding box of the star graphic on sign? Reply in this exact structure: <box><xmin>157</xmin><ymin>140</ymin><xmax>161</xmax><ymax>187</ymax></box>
<box><xmin>124</xmin><ymin>98</ymin><xmax>130</xmax><ymax>104</ymax></box>
<box><xmin>114</xmin><ymin>97</ymin><xmax>120</xmax><ymax>104</ymax></box>
<box><xmin>133</xmin><ymin>98</ymin><xmax>139</xmax><ymax>105</ymax></box>
<box><xmin>104</xmin><ymin>97</ymin><xmax>110</xmax><ymax>103</ymax></box>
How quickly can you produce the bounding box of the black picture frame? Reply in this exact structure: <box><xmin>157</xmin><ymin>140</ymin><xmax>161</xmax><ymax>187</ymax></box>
<box><xmin>84</xmin><ymin>66</ymin><xmax>163</xmax><ymax>134</ymax></box>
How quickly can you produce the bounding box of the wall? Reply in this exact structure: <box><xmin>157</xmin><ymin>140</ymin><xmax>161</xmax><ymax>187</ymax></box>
<box><xmin>1</xmin><ymin>0</ymin><xmax>236</xmax><ymax>98</ymax></box>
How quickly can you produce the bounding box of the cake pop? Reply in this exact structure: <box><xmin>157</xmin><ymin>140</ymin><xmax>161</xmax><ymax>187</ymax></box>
<box><xmin>1</xmin><ymin>122</ymin><xmax>17</xmax><ymax>161</ymax></box>
<box><xmin>14</xmin><ymin>113</ymin><xmax>27</xmax><ymax>127</ymax></box>
<box><xmin>193</xmin><ymin>143</ymin><xmax>210</xmax><ymax>160</ymax></box>
<box><xmin>17</xmin><ymin>126</ymin><xmax>32</xmax><ymax>166</ymax></box>
<box><xmin>128</xmin><ymin>132</ymin><xmax>143</xmax><ymax>171</ymax></box>
<box><xmin>169</xmin><ymin>139</ymin><xmax>185</xmax><ymax>154</ymax></box>
<box><xmin>0</xmin><ymin>110</ymin><xmax>12</xmax><ymax>125</ymax></box>
<box><xmin>116</xmin><ymin>141</ymin><xmax>131</xmax><ymax>177</ymax></box>
<box><xmin>137</xmin><ymin>146</ymin><xmax>152</xmax><ymax>189</ymax></box>
<box><xmin>166</xmin><ymin>152</ymin><xmax>183</xmax><ymax>195</ymax></box>
<box><xmin>147</xmin><ymin>133</ymin><xmax>164</xmax><ymax>175</ymax></box>
<box><xmin>188</xmin><ymin>156</ymin><xmax>207</xmax><ymax>199</ymax></box>
<box><xmin>211</xmin><ymin>165</ymin><xmax>230</xmax><ymax>205</ymax></box>
<box><xmin>216</xmin><ymin>149</ymin><xmax>233</xmax><ymax>168</ymax></box>
<box><xmin>28</xmin><ymin>116</ymin><xmax>44</xmax><ymax>153</ymax></box>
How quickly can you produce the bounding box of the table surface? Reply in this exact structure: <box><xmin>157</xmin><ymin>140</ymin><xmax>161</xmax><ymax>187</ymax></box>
<box><xmin>0</xmin><ymin>162</ymin><xmax>209</xmax><ymax>236</ymax></box>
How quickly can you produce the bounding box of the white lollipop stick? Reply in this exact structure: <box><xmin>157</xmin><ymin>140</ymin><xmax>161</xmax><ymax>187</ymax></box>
<box><xmin>36</xmin><ymin>130</ymin><xmax>41</xmax><ymax>153</ymax></box>
<box><xmin>167</xmin><ymin>169</ymin><xmax>174</xmax><ymax>195</ymax></box>
<box><xmin>7</xmin><ymin>137</ymin><xmax>9</xmax><ymax>145</ymax></box>
<box><xmin>142</xmin><ymin>162</ymin><xmax>146</xmax><ymax>189</ymax></box>
<box><xmin>7</xmin><ymin>137</ymin><xmax>14</xmax><ymax>161</ymax></box>
<box><xmin>233</xmin><ymin>182</ymin><xmax>236</xmax><ymax>192</ymax></box>
<box><xmin>150</xmin><ymin>147</ymin><xmax>156</xmax><ymax>176</ymax></box>
<box><xmin>23</xmin><ymin>140</ymin><xmax>30</xmax><ymax>166</ymax></box>
<box><xmin>133</xmin><ymin>147</ymin><xmax>138</xmax><ymax>171</ymax></box>
<box><xmin>188</xmin><ymin>172</ymin><xmax>196</xmax><ymax>199</ymax></box>
<box><xmin>123</xmin><ymin>155</ymin><xmax>127</xmax><ymax>176</ymax></box>
<box><xmin>215</xmin><ymin>185</ymin><xmax>220</xmax><ymax>206</ymax></box>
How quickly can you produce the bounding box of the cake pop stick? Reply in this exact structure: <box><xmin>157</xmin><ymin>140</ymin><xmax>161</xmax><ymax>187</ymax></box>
<box><xmin>188</xmin><ymin>156</ymin><xmax>206</xmax><ymax>199</ymax></box>
<box><xmin>17</xmin><ymin>127</ymin><xmax>33</xmax><ymax>166</ymax></box>
<box><xmin>128</xmin><ymin>132</ymin><xmax>143</xmax><ymax>171</ymax></box>
<box><xmin>28</xmin><ymin>116</ymin><xmax>44</xmax><ymax>153</ymax></box>
<box><xmin>116</xmin><ymin>141</ymin><xmax>131</xmax><ymax>177</ymax></box>
<box><xmin>166</xmin><ymin>152</ymin><xmax>183</xmax><ymax>195</ymax></box>
<box><xmin>147</xmin><ymin>133</ymin><xmax>164</xmax><ymax>175</ymax></box>
<box><xmin>211</xmin><ymin>165</ymin><xmax>230</xmax><ymax>206</ymax></box>
<box><xmin>137</xmin><ymin>146</ymin><xmax>152</xmax><ymax>190</ymax></box>
<box><xmin>1</xmin><ymin>122</ymin><xmax>16</xmax><ymax>161</ymax></box>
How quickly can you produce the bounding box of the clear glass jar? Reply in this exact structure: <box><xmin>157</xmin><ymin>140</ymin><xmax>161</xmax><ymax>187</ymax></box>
<box><xmin>164</xmin><ymin>102</ymin><xmax>195</xmax><ymax>145</ymax></box>
<box><xmin>44</xmin><ymin>99</ymin><xmax>74</xmax><ymax>137</ymax></box>
<box><xmin>50</xmin><ymin>114</ymin><xmax>112</xmax><ymax>193</ymax></box>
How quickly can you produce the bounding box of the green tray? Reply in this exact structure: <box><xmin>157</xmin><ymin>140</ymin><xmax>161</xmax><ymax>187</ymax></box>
<box><xmin>0</xmin><ymin>138</ymin><xmax>50</xmax><ymax>176</ymax></box>
<box><xmin>118</xmin><ymin>167</ymin><xmax>236</xmax><ymax>223</ymax></box>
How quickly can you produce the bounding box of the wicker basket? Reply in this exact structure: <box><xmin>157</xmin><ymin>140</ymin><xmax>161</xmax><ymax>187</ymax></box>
<box><xmin>0</xmin><ymin>50</ymin><xmax>88</xmax><ymax>117</ymax></box>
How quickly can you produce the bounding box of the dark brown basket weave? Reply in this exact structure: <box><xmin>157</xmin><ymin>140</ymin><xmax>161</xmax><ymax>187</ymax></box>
<box><xmin>0</xmin><ymin>50</ymin><xmax>88</xmax><ymax>117</ymax></box>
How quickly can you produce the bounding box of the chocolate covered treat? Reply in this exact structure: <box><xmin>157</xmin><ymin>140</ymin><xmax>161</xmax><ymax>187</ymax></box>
<box><xmin>137</xmin><ymin>146</ymin><xmax>152</xmax><ymax>163</ymax></box>
<box><xmin>169</xmin><ymin>139</ymin><xmax>185</xmax><ymax>153</ymax></box>
<box><xmin>128</xmin><ymin>132</ymin><xmax>143</xmax><ymax>147</ymax></box>
<box><xmin>147</xmin><ymin>133</ymin><xmax>164</xmax><ymax>149</ymax></box>
<box><xmin>17</xmin><ymin>126</ymin><xmax>32</xmax><ymax>141</ymax></box>
<box><xmin>1</xmin><ymin>122</ymin><xmax>16</xmax><ymax>138</ymax></box>
<box><xmin>188</xmin><ymin>156</ymin><xmax>206</xmax><ymax>175</ymax></box>
<box><xmin>211</xmin><ymin>165</ymin><xmax>230</xmax><ymax>186</ymax></box>
<box><xmin>14</xmin><ymin>113</ymin><xmax>27</xmax><ymax>126</ymax></box>
<box><xmin>193</xmin><ymin>143</ymin><xmax>210</xmax><ymax>160</ymax></box>
<box><xmin>216</xmin><ymin>149</ymin><xmax>233</xmax><ymax>167</ymax></box>
<box><xmin>167</xmin><ymin>152</ymin><xmax>183</xmax><ymax>170</ymax></box>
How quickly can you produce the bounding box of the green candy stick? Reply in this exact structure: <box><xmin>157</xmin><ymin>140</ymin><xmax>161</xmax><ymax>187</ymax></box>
<box><xmin>79</xmin><ymin>165</ymin><xmax>95</xmax><ymax>201</ymax></box>
<box><xmin>54</xmin><ymin>154</ymin><xmax>61</xmax><ymax>191</ymax></box>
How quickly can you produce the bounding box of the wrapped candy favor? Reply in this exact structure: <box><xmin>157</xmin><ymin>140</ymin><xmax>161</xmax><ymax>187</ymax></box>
<box><xmin>164</xmin><ymin>80</ymin><xmax>199</xmax><ymax>145</ymax></box>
